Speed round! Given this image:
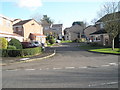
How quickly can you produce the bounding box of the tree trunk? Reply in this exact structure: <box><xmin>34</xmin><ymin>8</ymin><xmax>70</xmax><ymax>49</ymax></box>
<box><xmin>112</xmin><ymin>38</ymin><xmax>114</xmax><ymax>50</ymax></box>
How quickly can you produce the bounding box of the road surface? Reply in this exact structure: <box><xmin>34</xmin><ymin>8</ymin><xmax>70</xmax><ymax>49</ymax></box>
<box><xmin>2</xmin><ymin>43</ymin><xmax>119</xmax><ymax>88</ymax></box>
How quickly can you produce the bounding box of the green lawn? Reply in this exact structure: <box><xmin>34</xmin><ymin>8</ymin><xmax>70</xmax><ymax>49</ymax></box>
<box><xmin>61</xmin><ymin>40</ymin><xmax>72</xmax><ymax>43</ymax></box>
<box><xmin>89</xmin><ymin>48</ymin><xmax>120</xmax><ymax>54</ymax></box>
<box><xmin>79</xmin><ymin>44</ymin><xmax>120</xmax><ymax>54</ymax></box>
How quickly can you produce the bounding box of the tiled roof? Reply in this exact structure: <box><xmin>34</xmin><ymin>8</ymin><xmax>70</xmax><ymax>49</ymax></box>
<box><xmin>52</xmin><ymin>24</ymin><xmax>63</xmax><ymax>27</ymax></box>
<box><xmin>90</xmin><ymin>29</ymin><xmax>107</xmax><ymax>35</ymax></box>
<box><xmin>13</xmin><ymin>19</ymin><xmax>32</xmax><ymax>26</ymax></box>
<box><xmin>97</xmin><ymin>11</ymin><xmax>120</xmax><ymax>22</ymax></box>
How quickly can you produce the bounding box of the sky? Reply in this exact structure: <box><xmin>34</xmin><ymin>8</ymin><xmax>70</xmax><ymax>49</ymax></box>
<box><xmin>0</xmin><ymin>0</ymin><xmax>119</xmax><ymax>28</ymax></box>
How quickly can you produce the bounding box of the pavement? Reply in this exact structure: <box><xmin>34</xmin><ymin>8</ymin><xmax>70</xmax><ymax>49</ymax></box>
<box><xmin>1</xmin><ymin>47</ymin><xmax>56</xmax><ymax>66</ymax></box>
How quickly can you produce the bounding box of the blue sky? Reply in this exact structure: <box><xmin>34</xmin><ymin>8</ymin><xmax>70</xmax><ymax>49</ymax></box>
<box><xmin>0</xmin><ymin>0</ymin><xmax>114</xmax><ymax>28</ymax></box>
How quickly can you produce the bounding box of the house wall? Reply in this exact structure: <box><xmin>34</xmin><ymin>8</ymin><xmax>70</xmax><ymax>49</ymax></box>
<box><xmin>68</xmin><ymin>25</ymin><xmax>84</xmax><ymax>41</ymax></box>
<box><xmin>23</xmin><ymin>20</ymin><xmax>43</xmax><ymax>41</ymax></box>
<box><xmin>0</xmin><ymin>16</ymin><xmax>13</xmax><ymax>34</ymax></box>
<box><xmin>43</xmin><ymin>24</ymin><xmax>63</xmax><ymax>40</ymax></box>
<box><xmin>13</xmin><ymin>25</ymin><xmax>24</xmax><ymax>37</ymax></box>
<box><xmin>0</xmin><ymin>15</ymin><xmax>24</xmax><ymax>42</ymax></box>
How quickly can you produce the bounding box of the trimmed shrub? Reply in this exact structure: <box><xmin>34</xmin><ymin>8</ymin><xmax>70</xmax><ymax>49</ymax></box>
<box><xmin>21</xmin><ymin>47</ymin><xmax>42</xmax><ymax>56</ymax></box>
<box><xmin>9</xmin><ymin>38</ymin><xmax>23</xmax><ymax>49</ymax></box>
<box><xmin>0</xmin><ymin>38</ymin><xmax>8</xmax><ymax>49</ymax></box>
<box><xmin>8</xmin><ymin>49</ymin><xmax>21</xmax><ymax>57</ymax></box>
<box><xmin>0</xmin><ymin>49</ymin><xmax>8</xmax><ymax>57</ymax></box>
<box><xmin>0</xmin><ymin>47</ymin><xmax>42</xmax><ymax>57</ymax></box>
<box><xmin>7</xmin><ymin>45</ymin><xmax>16</xmax><ymax>49</ymax></box>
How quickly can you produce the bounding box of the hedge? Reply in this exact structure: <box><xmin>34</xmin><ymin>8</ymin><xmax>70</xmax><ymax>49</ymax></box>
<box><xmin>0</xmin><ymin>47</ymin><xmax>42</xmax><ymax>57</ymax></box>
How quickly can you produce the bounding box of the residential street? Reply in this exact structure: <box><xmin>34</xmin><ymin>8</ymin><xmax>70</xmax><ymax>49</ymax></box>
<box><xmin>2</xmin><ymin>43</ymin><xmax>119</xmax><ymax>88</ymax></box>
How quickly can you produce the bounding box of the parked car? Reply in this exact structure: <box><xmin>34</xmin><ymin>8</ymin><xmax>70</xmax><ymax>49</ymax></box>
<box><xmin>32</xmin><ymin>41</ymin><xmax>45</xmax><ymax>51</ymax></box>
<box><xmin>32</xmin><ymin>41</ymin><xmax>41</xmax><ymax>47</ymax></box>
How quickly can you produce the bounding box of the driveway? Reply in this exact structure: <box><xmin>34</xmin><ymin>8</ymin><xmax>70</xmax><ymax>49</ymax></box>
<box><xmin>2</xmin><ymin>43</ymin><xmax>119</xmax><ymax>88</ymax></box>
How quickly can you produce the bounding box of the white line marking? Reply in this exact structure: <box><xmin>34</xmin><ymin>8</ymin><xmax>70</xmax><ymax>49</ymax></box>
<box><xmin>65</xmin><ymin>67</ymin><xmax>75</xmax><ymax>69</ymax></box>
<box><xmin>25</xmin><ymin>69</ymin><xmax>35</xmax><ymax>71</ymax></box>
<box><xmin>101</xmin><ymin>65</ymin><xmax>110</xmax><ymax>67</ymax></box>
<box><xmin>88</xmin><ymin>82</ymin><xmax>118</xmax><ymax>87</ymax></box>
<box><xmin>5</xmin><ymin>69</ymin><xmax>20</xmax><ymax>71</ymax></box>
<box><xmin>79</xmin><ymin>66</ymin><xmax>87</xmax><ymax>69</ymax></box>
<box><xmin>109</xmin><ymin>63</ymin><xmax>118</xmax><ymax>66</ymax></box>
<box><xmin>53</xmin><ymin>68</ymin><xmax>62</xmax><ymax>70</ymax></box>
<box><xmin>106</xmin><ymin>82</ymin><xmax>118</xmax><ymax>85</ymax></box>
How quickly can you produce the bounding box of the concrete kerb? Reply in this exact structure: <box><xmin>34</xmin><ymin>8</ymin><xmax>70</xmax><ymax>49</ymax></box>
<box><xmin>1</xmin><ymin>49</ymin><xmax>56</xmax><ymax>66</ymax></box>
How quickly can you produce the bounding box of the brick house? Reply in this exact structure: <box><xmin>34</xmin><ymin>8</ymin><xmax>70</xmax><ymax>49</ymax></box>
<box><xmin>42</xmin><ymin>21</ymin><xmax>63</xmax><ymax>40</ymax></box>
<box><xmin>13</xmin><ymin>19</ymin><xmax>46</xmax><ymax>43</ymax></box>
<box><xmin>0</xmin><ymin>14</ymin><xmax>23</xmax><ymax>41</ymax></box>
<box><xmin>84</xmin><ymin>25</ymin><xmax>97</xmax><ymax>42</ymax></box>
<box><xmin>90</xmin><ymin>12</ymin><xmax>120</xmax><ymax>47</ymax></box>
<box><xmin>64</xmin><ymin>24</ymin><xmax>84</xmax><ymax>41</ymax></box>
<box><xmin>51</xmin><ymin>24</ymin><xmax>63</xmax><ymax>40</ymax></box>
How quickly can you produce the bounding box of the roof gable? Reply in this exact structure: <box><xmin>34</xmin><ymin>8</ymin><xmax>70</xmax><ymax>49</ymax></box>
<box><xmin>90</xmin><ymin>29</ymin><xmax>107</xmax><ymax>35</ymax></box>
<box><xmin>97</xmin><ymin>11</ymin><xmax>120</xmax><ymax>22</ymax></box>
<box><xmin>13</xmin><ymin>19</ymin><xmax>32</xmax><ymax>26</ymax></box>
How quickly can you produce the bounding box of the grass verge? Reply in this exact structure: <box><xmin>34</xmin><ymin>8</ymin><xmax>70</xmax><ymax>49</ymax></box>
<box><xmin>80</xmin><ymin>44</ymin><xmax>120</xmax><ymax>54</ymax></box>
<box><xmin>89</xmin><ymin>48</ymin><xmax>120</xmax><ymax>54</ymax></box>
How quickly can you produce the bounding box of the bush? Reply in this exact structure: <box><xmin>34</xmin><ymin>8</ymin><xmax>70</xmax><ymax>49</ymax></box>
<box><xmin>49</xmin><ymin>39</ymin><xmax>55</xmax><ymax>44</ymax></box>
<box><xmin>7</xmin><ymin>45</ymin><xmax>16</xmax><ymax>49</ymax></box>
<box><xmin>21</xmin><ymin>47</ymin><xmax>42</xmax><ymax>56</ymax></box>
<box><xmin>0</xmin><ymin>47</ymin><xmax>42</xmax><ymax>57</ymax></box>
<box><xmin>0</xmin><ymin>49</ymin><xmax>8</xmax><ymax>57</ymax></box>
<box><xmin>9</xmin><ymin>38</ymin><xmax>23</xmax><ymax>49</ymax></box>
<box><xmin>8</xmin><ymin>49</ymin><xmax>21</xmax><ymax>57</ymax></box>
<box><xmin>0</xmin><ymin>38</ymin><xmax>8</xmax><ymax>49</ymax></box>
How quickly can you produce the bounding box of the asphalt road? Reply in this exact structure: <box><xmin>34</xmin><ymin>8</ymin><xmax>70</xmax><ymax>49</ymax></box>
<box><xmin>2</xmin><ymin>43</ymin><xmax>119</xmax><ymax>88</ymax></box>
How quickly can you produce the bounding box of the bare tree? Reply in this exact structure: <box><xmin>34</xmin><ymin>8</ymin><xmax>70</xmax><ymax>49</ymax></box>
<box><xmin>91</xmin><ymin>18</ymin><xmax>98</xmax><ymax>25</ymax></box>
<box><xmin>99</xmin><ymin>2</ymin><xmax>120</xmax><ymax>50</ymax></box>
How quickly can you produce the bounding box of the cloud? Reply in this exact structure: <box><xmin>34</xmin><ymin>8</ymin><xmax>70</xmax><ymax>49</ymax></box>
<box><xmin>17</xmin><ymin>0</ymin><xmax>42</xmax><ymax>10</ymax></box>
